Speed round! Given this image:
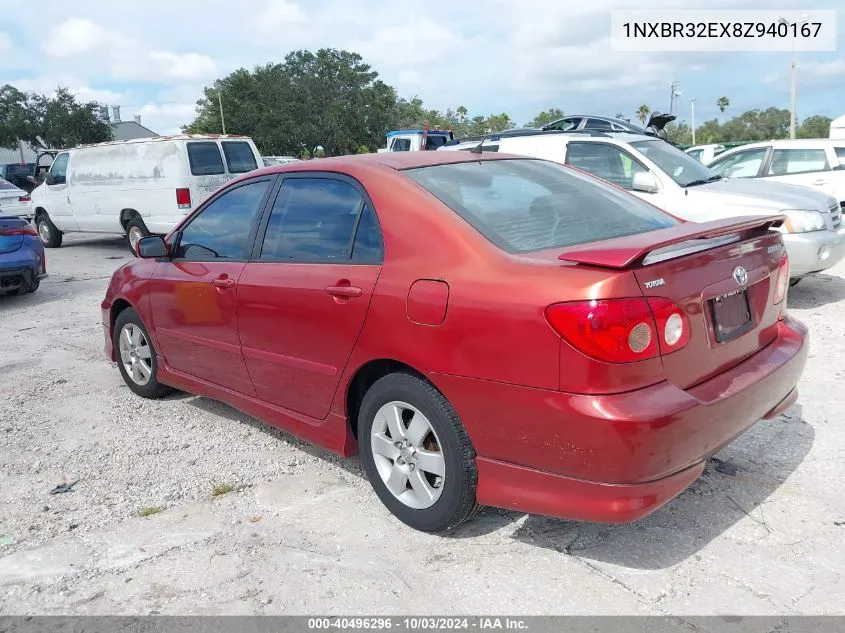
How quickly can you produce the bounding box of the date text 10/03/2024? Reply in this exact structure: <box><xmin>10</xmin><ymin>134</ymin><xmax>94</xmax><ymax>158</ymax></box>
<box><xmin>307</xmin><ymin>618</ymin><xmax>528</xmax><ymax>630</ymax></box>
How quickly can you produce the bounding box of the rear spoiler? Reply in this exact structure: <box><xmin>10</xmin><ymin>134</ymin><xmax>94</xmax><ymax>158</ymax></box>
<box><xmin>558</xmin><ymin>215</ymin><xmax>785</xmax><ymax>269</ymax></box>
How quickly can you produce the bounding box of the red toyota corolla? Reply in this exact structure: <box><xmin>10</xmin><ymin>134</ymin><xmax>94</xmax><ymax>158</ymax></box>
<box><xmin>101</xmin><ymin>151</ymin><xmax>807</xmax><ymax>532</ymax></box>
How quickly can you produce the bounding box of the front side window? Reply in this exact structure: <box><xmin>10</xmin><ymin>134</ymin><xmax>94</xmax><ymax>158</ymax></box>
<box><xmin>187</xmin><ymin>142</ymin><xmax>225</xmax><ymax>176</ymax></box>
<box><xmin>709</xmin><ymin>148</ymin><xmax>769</xmax><ymax>178</ymax></box>
<box><xmin>260</xmin><ymin>178</ymin><xmax>378</xmax><ymax>262</ymax></box>
<box><xmin>686</xmin><ymin>149</ymin><xmax>704</xmax><ymax>162</ymax></box>
<box><xmin>546</xmin><ymin>117</ymin><xmax>582</xmax><ymax>132</ymax></box>
<box><xmin>405</xmin><ymin>158</ymin><xmax>678</xmax><ymax>254</ymax></box>
<box><xmin>565</xmin><ymin>142</ymin><xmax>646</xmax><ymax>189</ymax></box>
<box><xmin>175</xmin><ymin>180</ymin><xmax>271</xmax><ymax>260</ymax></box>
<box><xmin>49</xmin><ymin>153</ymin><xmax>70</xmax><ymax>184</ymax></box>
<box><xmin>767</xmin><ymin>148</ymin><xmax>830</xmax><ymax>176</ymax></box>
<box><xmin>390</xmin><ymin>138</ymin><xmax>411</xmax><ymax>152</ymax></box>
<box><xmin>222</xmin><ymin>141</ymin><xmax>258</xmax><ymax>173</ymax></box>
<box><xmin>631</xmin><ymin>139</ymin><xmax>719</xmax><ymax>186</ymax></box>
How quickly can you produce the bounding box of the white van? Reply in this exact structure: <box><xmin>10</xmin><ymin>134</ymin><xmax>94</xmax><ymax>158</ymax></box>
<box><xmin>29</xmin><ymin>135</ymin><xmax>263</xmax><ymax>251</ymax></box>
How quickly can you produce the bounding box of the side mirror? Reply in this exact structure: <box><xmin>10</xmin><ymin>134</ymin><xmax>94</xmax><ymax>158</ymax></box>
<box><xmin>632</xmin><ymin>171</ymin><xmax>660</xmax><ymax>194</ymax></box>
<box><xmin>44</xmin><ymin>173</ymin><xmax>56</xmax><ymax>186</ymax></box>
<box><xmin>137</xmin><ymin>235</ymin><xmax>168</xmax><ymax>259</ymax></box>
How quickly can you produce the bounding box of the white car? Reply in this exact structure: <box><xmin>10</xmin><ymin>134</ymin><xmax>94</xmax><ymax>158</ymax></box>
<box><xmin>685</xmin><ymin>144</ymin><xmax>726</xmax><ymax>164</ymax></box>
<box><xmin>707</xmin><ymin>139</ymin><xmax>845</xmax><ymax>206</ymax></box>
<box><xmin>29</xmin><ymin>135</ymin><xmax>263</xmax><ymax>252</ymax></box>
<box><xmin>0</xmin><ymin>178</ymin><xmax>32</xmax><ymax>220</ymax></box>
<box><xmin>441</xmin><ymin>130</ymin><xmax>845</xmax><ymax>280</ymax></box>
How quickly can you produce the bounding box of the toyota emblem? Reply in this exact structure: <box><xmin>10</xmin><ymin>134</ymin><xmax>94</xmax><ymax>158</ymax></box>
<box><xmin>733</xmin><ymin>266</ymin><xmax>748</xmax><ymax>286</ymax></box>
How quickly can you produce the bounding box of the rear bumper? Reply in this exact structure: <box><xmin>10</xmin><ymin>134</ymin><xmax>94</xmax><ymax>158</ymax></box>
<box><xmin>432</xmin><ymin>316</ymin><xmax>808</xmax><ymax>523</ymax></box>
<box><xmin>783</xmin><ymin>228</ymin><xmax>845</xmax><ymax>277</ymax></box>
<box><xmin>0</xmin><ymin>266</ymin><xmax>44</xmax><ymax>293</ymax></box>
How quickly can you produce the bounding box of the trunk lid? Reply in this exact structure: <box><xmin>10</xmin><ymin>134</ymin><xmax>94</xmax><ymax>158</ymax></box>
<box><xmin>559</xmin><ymin>215</ymin><xmax>788</xmax><ymax>390</ymax></box>
<box><xmin>0</xmin><ymin>217</ymin><xmax>28</xmax><ymax>254</ymax></box>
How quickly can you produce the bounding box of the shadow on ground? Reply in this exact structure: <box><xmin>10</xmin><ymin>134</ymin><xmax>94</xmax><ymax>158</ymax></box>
<box><xmin>186</xmin><ymin>390</ymin><xmax>814</xmax><ymax>570</ymax></box>
<box><xmin>788</xmin><ymin>273</ymin><xmax>845</xmax><ymax>309</ymax></box>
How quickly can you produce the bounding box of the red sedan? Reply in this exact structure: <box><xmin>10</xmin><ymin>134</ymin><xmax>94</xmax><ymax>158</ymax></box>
<box><xmin>101</xmin><ymin>151</ymin><xmax>807</xmax><ymax>532</ymax></box>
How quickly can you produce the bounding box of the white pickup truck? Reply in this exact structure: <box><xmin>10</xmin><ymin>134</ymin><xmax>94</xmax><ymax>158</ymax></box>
<box><xmin>378</xmin><ymin>128</ymin><xmax>455</xmax><ymax>152</ymax></box>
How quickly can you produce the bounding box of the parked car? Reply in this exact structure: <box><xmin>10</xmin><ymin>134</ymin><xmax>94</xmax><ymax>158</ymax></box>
<box><xmin>0</xmin><ymin>177</ymin><xmax>33</xmax><ymax>221</ymax></box>
<box><xmin>263</xmin><ymin>156</ymin><xmax>300</xmax><ymax>166</ymax></box>
<box><xmin>0</xmin><ymin>215</ymin><xmax>46</xmax><ymax>295</ymax></box>
<box><xmin>541</xmin><ymin>113</ymin><xmax>676</xmax><ymax>140</ymax></box>
<box><xmin>706</xmin><ymin>139</ymin><xmax>845</xmax><ymax>206</ymax></box>
<box><xmin>29</xmin><ymin>135</ymin><xmax>262</xmax><ymax>253</ymax></box>
<box><xmin>441</xmin><ymin>130</ymin><xmax>845</xmax><ymax>281</ymax></box>
<box><xmin>378</xmin><ymin>128</ymin><xmax>455</xmax><ymax>152</ymax></box>
<box><xmin>102</xmin><ymin>151</ymin><xmax>807</xmax><ymax>532</ymax></box>
<box><xmin>685</xmin><ymin>144</ymin><xmax>726</xmax><ymax>164</ymax></box>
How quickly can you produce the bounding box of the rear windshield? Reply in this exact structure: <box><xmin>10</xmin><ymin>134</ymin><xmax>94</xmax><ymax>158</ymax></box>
<box><xmin>405</xmin><ymin>159</ymin><xmax>678</xmax><ymax>254</ymax></box>
<box><xmin>187</xmin><ymin>142</ymin><xmax>225</xmax><ymax>176</ymax></box>
<box><xmin>222</xmin><ymin>141</ymin><xmax>258</xmax><ymax>173</ymax></box>
<box><xmin>0</xmin><ymin>178</ymin><xmax>18</xmax><ymax>190</ymax></box>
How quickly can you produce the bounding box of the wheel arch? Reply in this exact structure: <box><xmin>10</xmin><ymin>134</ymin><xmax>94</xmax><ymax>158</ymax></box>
<box><xmin>344</xmin><ymin>358</ymin><xmax>430</xmax><ymax>438</ymax></box>
<box><xmin>109</xmin><ymin>297</ymin><xmax>134</xmax><ymax>339</ymax></box>
<box><xmin>120</xmin><ymin>209</ymin><xmax>144</xmax><ymax>230</ymax></box>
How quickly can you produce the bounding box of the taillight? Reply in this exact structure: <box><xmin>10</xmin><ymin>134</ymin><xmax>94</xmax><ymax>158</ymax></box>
<box><xmin>18</xmin><ymin>195</ymin><xmax>31</xmax><ymax>203</ymax></box>
<box><xmin>0</xmin><ymin>225</ymin><xmax>38</xmax><ymax>237</ymax></box>
<box><xmin>774</xmin><ymin>252</ymin><xmax>789</xmax><ymax>305</ymax></box>
<box><xmin>546</xmin><ymin>299</ymin><xmax>659</xmax><ymax>363</ymax></box>
<box><xmin>176</xmin><ymin>188</ymin><xmax>191</xmax><ymax>209</ymax></box>
<box><xmin>647</xmin><ymin>297</ymin><xmax>691</xmax><ymax>354</ymax></box>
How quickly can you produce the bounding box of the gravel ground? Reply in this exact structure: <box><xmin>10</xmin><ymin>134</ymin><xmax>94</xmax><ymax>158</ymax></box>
<box><xmin>1</xmin><ymin>234</ymin><xmax>844</xmax><ymax>615</ymax></box>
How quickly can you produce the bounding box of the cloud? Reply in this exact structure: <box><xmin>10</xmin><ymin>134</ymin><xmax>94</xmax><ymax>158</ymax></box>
<box><xmin>355</xmin><ymin>19</ymin><xmax>461</xmax><ymax>68</ymax></box>
<box><xmin>43</xmin><ymin>18</ymin><xmax>217</xmax><ymax>83</ymax></box>
<box><xmin>253</xmin><ymin>0</ymin><xmax>306</xmax><ymax>30</ymax></box>
<box><xmin>0</xmin><ymin>32</ymin><xmax>11</xmax><ymax>54</ymax></box>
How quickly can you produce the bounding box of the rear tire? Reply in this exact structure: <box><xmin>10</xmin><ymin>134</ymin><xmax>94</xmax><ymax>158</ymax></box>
<box><xmin>113</xmin><ymin>307</ymin><xmax>173</xmax><ymax>399</ymax></box>
<box><xmin>125</xmin><ymin>218</ymin><xmax>149</xmax><ymax>255</ymax></box>
<box><xmin>358</xmin><ymin>372</ymin><xmax>480</xmax><ymax>532</ymax></box>
<box><xmin>36</xmin><ymin>213</ymin><xmax>62</xmax><ymax>248</ymax></box>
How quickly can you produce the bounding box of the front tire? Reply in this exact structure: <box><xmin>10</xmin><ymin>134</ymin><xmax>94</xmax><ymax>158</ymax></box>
<box><xmin>113</xmin><ymin>307</ymin><xmax>173</xmax><ymax>399</ymax></box>
<box><xmin>358</xmin><ymin>372</ymin><xmax>480</xmax><ymax>532</ymax></box>
<box><xmin>36</xmin><ymin>213</ymin><xmax>63</xmax><ymax>248</ymax></box>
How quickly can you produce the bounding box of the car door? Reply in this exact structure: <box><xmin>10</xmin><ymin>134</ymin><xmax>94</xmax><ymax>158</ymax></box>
<box><xmin>707</xmin><ymin>147</ymin><xmax>771</xmax><ymax>180</ymax></box>
<box><xmin>237</xmin><ymin>174</ymin><xmax>383</xmax><ymax>420</ymax></box>
<box><xmin>44</xmin><ymin>152</ymin><xmax>78</xmax><ymax>230</ymax></box>
<box><xmin>762</xmin><ymin>147</ymin><xmax>834</xmax><ymax>196</ymax></box>
<box><xmin>148</xmin><ymin>176</ymin><xmax>275</xmax><ymax>395</ymax></box>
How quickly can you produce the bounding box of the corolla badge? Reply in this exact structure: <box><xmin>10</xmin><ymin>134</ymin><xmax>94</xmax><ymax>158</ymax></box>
<box><xmin>733</xmin><ymin>266</ymin><xmax>748</xmax><ymax>286</ymax></box>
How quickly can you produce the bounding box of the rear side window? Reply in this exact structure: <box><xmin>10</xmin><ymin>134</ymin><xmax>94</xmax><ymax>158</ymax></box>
<box><xmin>405</xmin><ymin>159</ymin><xmax>678</xmax><ymax>254</ymax></box>
<box><xmin>260</xmin><ymin>178</ymin><xmax>375</xmax><ymax>262</ymax></box>
<box><xmin>187</xmin><ymin>142</ymin><xmax>224</xmax><ymax>176</ymax></box>
<box><xmin>585</xmin><ymin>118</ymin><xmax>613</xmax><ymax>131</ymax></box>
<box><xmin>768</xmin><ymin>148</ymin><xmax>830</xmax><ymax>175</ymax></box>
<box><xmin>222</xmin><ymin>141</ymin><xmax>258</xmax><ymax>173</ymax></box>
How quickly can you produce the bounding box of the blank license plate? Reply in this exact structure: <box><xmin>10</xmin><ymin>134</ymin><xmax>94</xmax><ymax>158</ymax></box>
<box><xmin>710</xmin><ymin>289</ymin><xmax>752</xmax><ymax>343</ymax></box>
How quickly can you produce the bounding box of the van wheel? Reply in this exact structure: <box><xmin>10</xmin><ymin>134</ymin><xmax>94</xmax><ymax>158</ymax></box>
<box><xmin>36</xmin><ymin>214</ymin><xmax>63</xmax><ymax>248</ymax></box>
<box><xmin>126</xmin><ymin>219</ymin><xmax>149</xmax><ymax>255</ymax></box>
<box><xmin>358</xmin><ymin>372</ymin><xmax>480</xmax><ymax>533</ymax></box>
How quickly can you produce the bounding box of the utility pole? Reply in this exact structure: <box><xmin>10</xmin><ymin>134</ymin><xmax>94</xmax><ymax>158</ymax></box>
<box><xmin>669</xmin><ymin>81</ymin><xmax>680</xmax><ymax>115</ymax></box>
<box><xmin>690</xmin><ymin>98</ymin><xmax>696</xmax><ymax>145</ymax></box>
<box><xmin>217</xmin><ymin>88</ymin><xmax>226</xmax><ymax>135</ymax></box>
<box><xmin>779</xmin><ymin>14</ymin><xmax>809</xmax><ymax>139</ymax></box>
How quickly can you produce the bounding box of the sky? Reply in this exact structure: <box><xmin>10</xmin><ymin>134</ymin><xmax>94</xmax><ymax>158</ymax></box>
<box><xmin>1</xmin><ymin>0</ymin><xmax>843</xmax><ymax>136</ymax></box>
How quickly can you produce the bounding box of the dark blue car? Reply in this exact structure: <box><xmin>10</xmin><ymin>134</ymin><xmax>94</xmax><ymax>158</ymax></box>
<box><xmin>0</xmin><ymin>216</ymin><xmax>46</xmax><ymax>295</ymax></box>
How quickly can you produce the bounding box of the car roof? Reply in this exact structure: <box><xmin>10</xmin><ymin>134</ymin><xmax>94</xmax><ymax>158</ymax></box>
<box><xmin>714</xmin><ymin>139</ymin><xmax>841</xmax><ymax>156</ymax></box>
<box><xmin>496</xmin><ymin>131</ymin><xmax>656</xmax><ymax>148</ymax></box>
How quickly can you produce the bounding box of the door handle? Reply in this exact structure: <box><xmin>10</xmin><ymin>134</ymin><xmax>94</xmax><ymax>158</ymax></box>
<box><xmin>325</xmin><ymin>284</ymin><xmax>362</xmax><ymax>298</ymax></box>
<box><xmin>212</xmin><ymin>277</ymin><xmax>236</xmax><ymax>289</ymax></box>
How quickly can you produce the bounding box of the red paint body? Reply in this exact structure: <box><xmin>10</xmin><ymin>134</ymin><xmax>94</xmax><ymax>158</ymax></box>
<box><xmin>101</xmin><ymin>152</ymin><xmax>808</xmax><ymax>523</ymax></box>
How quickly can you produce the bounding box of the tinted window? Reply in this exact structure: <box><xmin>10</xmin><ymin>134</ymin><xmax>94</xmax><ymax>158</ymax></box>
<box><xmin>631</xmin><ymin>140</ymin><xmax>716</xmax><ymax>186</ymax></box>
<box><xmin>405</xmin><ymin>159</ymin><xmax>678</xmax><ymax>254</ymax></box>
<box><xmin>566</xmin><ymin>142</ymin><xmax>646</xmax><ymax>189</ymax></box>
<box><xmin>709</xmin><ymin>148</ymin><xmax>769</xmax><ymax>178</ymax></box>
<box><xmin>176</xmin><ymin>180</ymin><xmax>270</xmax><ymax>260</ymax></box>
<box><xmin>351</xmin><ymin>203</ymin><xmax>384</xmax><ymax>263</ymax></box>
<box><xmin>768</xmin><ymin>148</ymin><xmax>829</xmax><ymax>176</ymax></box>
<box><xmin>0</xmin><ymin>178</ymin><xmax>18</xmax><ymax>190</ymax></box>
<box><xmin>585</xmin><ymin>118</ymin><xmax>613</xmax><ymax>131</ymax></box>
<box><xmin>50</xmin><ymin>153</ymin><xmax>70</xmax><ymax>184</ymax></box>
<box><xmin>222</xmin><ymin>141</ymin><xmax>258</xmax><ymax>173</ymax></box>
<box><xmin>425</xmin><ymin>135</ymin><xmax>449</xmax><ymax>150</ymax></box>
<box><xmin>187</xmin><ymin>142</ymin><xmax>225</xmax><ymax>176</ymax></box>
<box><xmin>260</xmin><ymin>179</ymin><xmax>366</xmax><ymax>261</ymax></box>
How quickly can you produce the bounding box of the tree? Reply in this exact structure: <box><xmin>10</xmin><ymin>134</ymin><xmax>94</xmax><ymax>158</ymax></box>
<box><xmin>635</xmin><ymin>104</ymin><xmax>651</xmax><ymax>124</ymax></box>
<box><xmin>185</xmin><ymin>49</ymin><xmax>398</xmax><ymax>156</ymax></box>
<box><xmin>525</xmin><ymin>108</ymin><xmax>564</xmax><ymax>128</ymax></box>
<box><xmin>717</xmin><ymin>96</ymin><xmax>730</xmax><ymax>114</ymax></box>
<box><xmin>663</xmin><ymin>121</ymin><xmax>693</xmax><ymax>145</ymax></box>
<box><xmin>797</xmin><ymin>115</ymin><xmax>832</xmax><ymax>139</ymax></box>
<box><xmin>1</xmin><ymin>85</ymin><xmax>112</xmax><ymax>149</ymax></box>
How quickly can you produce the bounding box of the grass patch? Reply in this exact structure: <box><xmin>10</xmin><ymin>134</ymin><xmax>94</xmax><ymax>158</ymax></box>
<box><xmin>136</xmin><ymin>506</ymin><xmax>164</xmax><ymax>517</ymax></box>
<box><xmin>212</xmin><ymin>482</ymin><xmax>234</xmax><ymax>497</ymax></box>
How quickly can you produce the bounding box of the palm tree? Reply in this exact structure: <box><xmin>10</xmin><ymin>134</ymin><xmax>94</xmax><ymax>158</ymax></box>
<box><xmin>717</xmin><ymin>96</ymin><xmax>730</xmax><ymax>113</ymax></box>
<box><xmin>635</xmin><ymin>104</ymin><xmax>651</xmax><ymax>124</ymax></box>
